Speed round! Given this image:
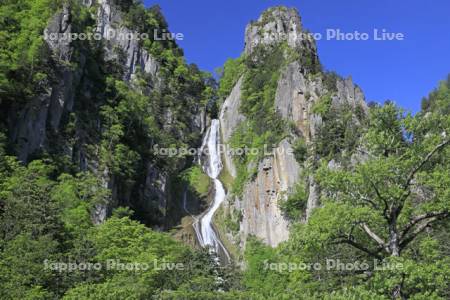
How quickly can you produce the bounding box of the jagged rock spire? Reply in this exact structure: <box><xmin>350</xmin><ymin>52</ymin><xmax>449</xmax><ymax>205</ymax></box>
<box><xmin>244</xmin><ymin>6</ymin><xmax>316</xmax><ymax>55</ymax></box>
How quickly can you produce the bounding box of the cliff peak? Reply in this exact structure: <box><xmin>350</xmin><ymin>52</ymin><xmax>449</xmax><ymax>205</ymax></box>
<box><xmin>244</xmin><ymin>6</ymin><xmax>310</xmax><ymax>54</ymax></box>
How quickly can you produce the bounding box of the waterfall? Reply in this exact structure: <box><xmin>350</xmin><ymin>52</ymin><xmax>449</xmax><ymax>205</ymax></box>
<box><xmin>193</xmin><ymin>119</ymin><xmax>231</xmax><ymax>263</ymax></box>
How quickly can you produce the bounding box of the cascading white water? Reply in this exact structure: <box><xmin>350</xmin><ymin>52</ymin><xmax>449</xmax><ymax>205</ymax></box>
<box><xmin>193</xmin><ymin>119</ymin><xmax>230</xmax><ymax>262</ymax></box>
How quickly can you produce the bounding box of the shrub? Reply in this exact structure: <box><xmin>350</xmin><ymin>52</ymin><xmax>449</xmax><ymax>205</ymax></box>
<box><xmin>322</xmin><ymin>71</ymin><xmax>339</xmax><ymax>92</ymax></box>
<box><xmin>216</xmin><ymin>57</ymin><xmax>245</xmax><ymax>99</ymax></box>
<box><xmin>312</xmin><ymin>93</ymin><xmax>332</xmax><ymax>116</ymax></box>
<box><xmin>292</xmin><ymin>138</ymin><xmax>308</xmax><ymax>163</ymax></box>
<box><xmin>279</xmin><ymin>181</ymin><xmax>308</xmax><ymax>220</ymax></box>
<box><xmin>181</xmin><ymin>165</ymin><xmax>210</xmax><ymax>197</ymax></box>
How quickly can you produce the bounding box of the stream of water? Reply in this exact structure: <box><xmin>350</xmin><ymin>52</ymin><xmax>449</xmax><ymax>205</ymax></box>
<box><xmin>192</xmin><ymin>119</ymin><xmax>231</xmax><ymax>263</ymax></box>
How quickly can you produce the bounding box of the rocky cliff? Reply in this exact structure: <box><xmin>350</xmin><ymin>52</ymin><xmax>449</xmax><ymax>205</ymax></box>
<box><xmin>2</xmin><ymin>0</ymin><xmax>208</xmax><ymax>228</ymax></box>
<box><xmin>1</xmin><ymin>1</ymin><xmax>367</xmax><ymax>252</ymax></box>
<box><xmin>217</xmin><ymin>6</ymin><xmax>368</xmax><ymax>249</ymax></box>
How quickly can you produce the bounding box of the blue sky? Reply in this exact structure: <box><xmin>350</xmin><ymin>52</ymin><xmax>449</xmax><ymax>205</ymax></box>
<box><xmin>144</xmin><ymin>0</ymin><xmax>450</xmax><ymax>112</ymax></box>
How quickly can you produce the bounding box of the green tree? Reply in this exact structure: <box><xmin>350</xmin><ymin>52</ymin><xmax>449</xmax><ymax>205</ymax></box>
<box><xmin>0</xmin><ymin>0</ymin><xmax>61</xmax><ymax>102</ymax></box>
<box><xmin>216</xmin><ymin>57</ymin><xmax>245</xmax><ymax>99</ymax></box>
<box><xmin>302</xmin><ymin>103</ymin><xmax>450</xmax><ymax>298</ymax></box>
<box><xmin>421</xmin><ymin>75</ymin><xmax>450</xmax><ymax>114</ymax></box>
<box><xmin>0</xmin><ymin>234</ymin><xmax>58</xmax><ymax>299</ymax></box>
<box><xmin>51</xmin><ymin>172</ymin><xmax>110</xmax><ymax>235</ymax></box>
<box><xmin>0</xmin><ymin>160</ymin><xmax>63</xmax><ymax>242</ymax></box>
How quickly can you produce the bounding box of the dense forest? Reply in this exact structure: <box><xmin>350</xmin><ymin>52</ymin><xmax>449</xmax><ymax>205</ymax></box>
<box><xmin>0</xmin><ymin>1</ymin><xmax>449</xmax><ymax>299</ymax></box>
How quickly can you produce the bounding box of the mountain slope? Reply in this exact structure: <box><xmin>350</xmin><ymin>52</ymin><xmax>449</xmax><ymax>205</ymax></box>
<box><xmin>1</xmin><ymin>0</ymin><xmax>212</xmax><ymax>228</ymax></box>
<box><xmin>0</xmin><ymin>2</ymin><xmax>449</xmax><ymax>299</ymax></box>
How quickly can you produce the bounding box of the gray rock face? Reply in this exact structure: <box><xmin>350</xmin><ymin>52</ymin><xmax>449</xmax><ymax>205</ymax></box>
<box><xmin>305</xmin><ymin>176</ymin><xmax>319</xmax><ymax>222</ymax></box>
<box><xmin>245</xmin><ymin>7</ymin><xmax>310</xmax><ymax>55</ymax></box>
<box><xmin>11</xmin><ymin>3</ymin><xmax>84</xmax><ymax>162</ymax></box>
<box><xmin>93</xmin><ymin>166</ymin><xmax>117</xmax><ymax>224</ymax></box>
<box><xmin>195</xmin><ymin>108</ymin><xmax>207</xmax><ymax>135</ymax></box>
<box><xmin>45</xmin><ymin>4</ymin><xmax>73</xmax><ymax>61</ymax></box>
<box><xmin>238</xmin><ymin>139</ymin><xmax>300</xmax><ymax>247</ymax></box>
<box><xmin>218</xmin><ymin>73</ymin><xmax>301</xmax><ymax>247</ymax></box>
<box><xmin>219</xmin><ymin>77</ymin><xmax>245</xmax><ymax>178</ymax></box>
<box><xmin>274</xmin><ymin>61</ymin><xmax>367</xmax><ymax>219</ymax></box>
<box><xmin>92</xmin><ymin>1</ymin><xmax>204</xmax><ymax>226</ymax></box>
<box><xmin>11</xmin><ymin>93</ymin><xmax>51</xmax><ymax>162</ymax></box>
<box><xmin>10</xmin><ymin>0</ymin><xmax>176</xmax><ymax>226</ymax></box>
<box><xmin>275</xmin><ymin>61</ymin><xmax>367</xmax><ymax>141</ymax></box>
<box><xmin>96</xmin><ymin>0</ymin><xmax>159</xmax><ymax>82</ymax></box>
<box><xmin>220</xmin><ymin>77</ymin><xmax>245</xmax><ymax>142</ymax></box>
<box><xmin>334</xmin><ymin>76</ymin><xmax>367</xmax><ymax>112</ymax></box>
<box><xmin>143</xmin><ymin>163</ymin><xmax>168</xmax><ymax>216</ymax></box>
<box><xmin>275</xmin><ymin>61</ymin><xmax>320</xmax><ymax>141</ymax></box>
<box><xmin>274</xmin><ymin>61</ymin><xmax>321</xmax><ymax>223</ymax></box>
<box><xmin>93</xmin><ymin>0</ymin><xmax>172</xmax><ymax>222</ymax></box>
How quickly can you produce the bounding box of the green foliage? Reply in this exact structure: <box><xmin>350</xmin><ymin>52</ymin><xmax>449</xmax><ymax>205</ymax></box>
<box><xmin>218</xmin><ymin>163</ymin><xmax>234</xmax><ymax>192</ymax></box>
<box><xmin>0</xmin><ymin>1</ymin><xmax>235</xmax><ymax>299</ymax></box>
<box><xmin>0</xmin><ymin>132</ymin><xmax>14</xmax><ymax>185</ymax></box>
<box><xmin>305</xmin><ymin>101</ymin><xmax>450</xmax><ymax>297</ymax></box>
<box><xmin>51</xmin><ymin>173</ymin><xmax>110</xmax><ymax>235</ymax></box>
<box><xmin>112</xmin><ymin>206</ymin><xmax>135</xmax><ymax>218</ymax></box>
<box><xmin>227</xmin><ymin>129</ymin><xmax>257</xmax><ymax>195</ymax></box>
<box><xmin>110</xmin><ymin>143</ymin><xmax>140</xmax><ymax>179</ymax></box>
<box><xmin>0</xmin><ymin>0</ymin><xmax>62</xmax><ymax>102</ymax></box>
<box><xmin>0</xmin><ymin>159</ymin><xmax>108</xmax><ymax>298</ymax></box>
<box><xmin>158</xmin><ymin>290</ymin><xmax>262</xmax><ymax>299</ymax></box>
<box><xmin>122</xmin><ymin>3</ymin><xmax>179</xmax><ymax>59</ymax></box>
<box><xmin>279</xmin><ymin>181</ymin><xmax>308</xmax><ymax>220</ymax></box>
<box><xmin>114</xmin><ymin>0</ymin><xmax>140</xmax><ymax>13</ymax></box>
<box><xmin>314</xmin><ymin>102</ymin><xmax>365</xmax><ymax>159</ymax></box>
<box><xmin>1</xmin><ymin>2</ymin><xmax>448</xmax><ymax>299</ymax></box>
<box><xmin>312</xmin><ymin>93</ymin><xmax>332</xmax><ymax>115</ymax></box>
<box><xmin>322</xmin><ymin>71</ymin><xmax>339</xmax><ymax>92</ymax></box>
<box><xmin>292</xmin><ymin>138</ymin><xmax>308</xmax><ymax>163</ymax></box>
<box><xmin>258</xmin><ymin>6</ymin><xmax>288</xmax><ymax>25</ymax></box>
<box><xmin>216</xmin><ymin>56</ymin><xmax>245</xmax><ymax>99</ymax></box>
<box><xmin>88</xmin><ymin>216</ymin><xmax>184</xmax><ymax>265</ymax></box>
<box><xmin>221</xmin><ymin>209</ymin><xmax>242</xmax><ymax>234</ymax></box>
<box><xmin>100</xmin><ymin>82</ymin><xmax>147</xmax><ymax>180</ymax></box>
<box><xmin>227</xmin><ymin>44</ymin><xmax>291</xmax><ymax>194</ymax></box>
<box><xmin>181</xmin><ymin>165</ymin><xmax>210</xmax><ymax>197</ymax></box>
<box><xmin>231</xmin><ymin>162</ymin><xmax>251</xmax><ymax>196</ymax></box>
<box><xmin>0</xmin><ymin>234</ymin><xmax>59</xmax><ymax>299</ymax></box>
<box><xmin>239</xmin><ymin>82</ymin><xmax>450</xmax><ymax>299</ymax></box>
<box><xmin>240</xmin><ymin>45</ymin><xmax>284</xmax><ymax>124</ymax></box>
<box><xmin>0</xmin><ymin>168</ymin><xmax>236</xmax><ymax>299</ymax></box>
<box><xmin>421</xmin><ymin>74</ymin><xmax>450</xmax><ymax>114</ymax></box>
<box><xmin>364</xmin><ymin>102</ymin><xmax>407</xmax><ymax>156</ymax></box>
<box><xmin>0</xmin><ymin>160</ymin><xmax>62</xmax><ymax>241</ymax></box>
<box><xmin>311</xmin><ymin>72</ymin><xmax>368</xmax><ymax>160</ymax></box>
<box><xmin>0</xmin><ymin>7</ymin><xmax>217</xmax><ymax>294</ymax></box>
<box><xmin>98</xmin><ymin>66</ymin><xmax>211</xmax><ymax>224</ymax></box>
<box><xmin>65</xmin><ymin>216</ymin><xmax>244</xmax><ymax>298</ymax></box>
<box><xmin>243</xmin><ymin>237</ymin><xmax>287</xmax><ymax>296</ymax></box>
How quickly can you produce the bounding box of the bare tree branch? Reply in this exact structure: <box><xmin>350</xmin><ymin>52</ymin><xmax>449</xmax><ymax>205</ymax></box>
<box><xmin>360</xmin><ymin>223</ymin><xmax>390</xmax><ymax>253</ymax></box>
<box><xmin>400</xmin><ymin>211</ymin><xmax>449</xmax><ymax>240</ymax></box>
<box><xmin>399</xmin><ymin>212</ymin><xmax>449</xmax><ymax>250</ymax></box>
